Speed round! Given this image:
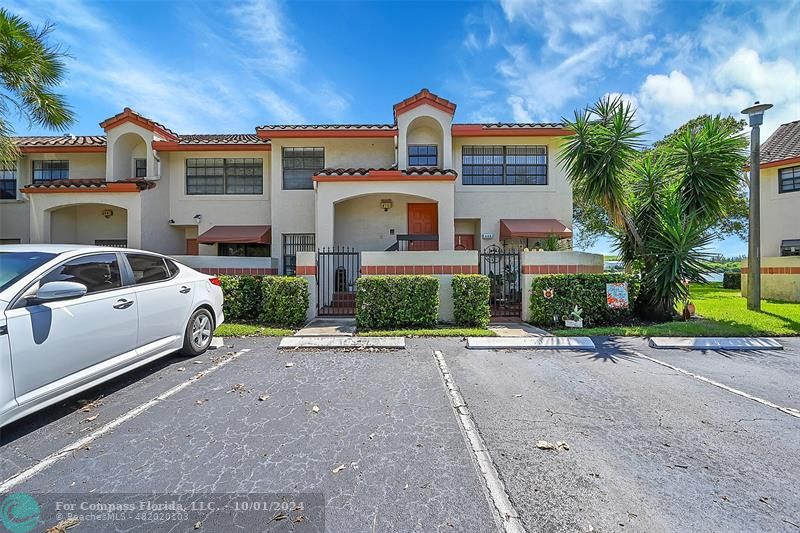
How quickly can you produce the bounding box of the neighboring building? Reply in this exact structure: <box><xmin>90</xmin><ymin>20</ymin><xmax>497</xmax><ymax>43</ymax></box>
<box><xmin>758</xmin><ymin>119</ymin><xmax>800</xmax><ymax>258</ymax></box>
<box><xmin>0</xmin><ymin>89</ymin><xmax>574</xmax><ymax>274</ymax></box>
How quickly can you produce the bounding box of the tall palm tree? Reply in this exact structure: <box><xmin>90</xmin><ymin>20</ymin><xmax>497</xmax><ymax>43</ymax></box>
<box><xmin>559</xmin><ymin>96</ymin><xmax>747</xmax><ymax>319</ymax></box>
<box><xmin>0</xmin><ymin>8</ymin><xmax>73</xmax><ymax>166</ymax></box>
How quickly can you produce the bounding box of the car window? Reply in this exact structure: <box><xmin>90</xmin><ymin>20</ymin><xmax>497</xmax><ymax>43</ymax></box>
<box><xmin>126</xmin><ymin>254</ymin><xmax>170</xmax><ymax>284</ymax></box>
<box><xmin>0</xmin><ymin>252</ymin><xmax>57</xmax><ymax>291</ymax></box>
<box><xmin>165</xmin><ymin>258</ymin><xmax>180</xmax><ymax>277</ymax></box>
<box><xmin>41</xmin><ymin>253</ymin><xmax>122</xmax><ymax>294</ymax></box>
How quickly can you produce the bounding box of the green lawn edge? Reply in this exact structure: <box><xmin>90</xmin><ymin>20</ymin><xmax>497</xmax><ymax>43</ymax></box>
<box><xmin>215</xmin><ymin>323</ymin><xmax>294</xmax><ymax>337</ymax></box>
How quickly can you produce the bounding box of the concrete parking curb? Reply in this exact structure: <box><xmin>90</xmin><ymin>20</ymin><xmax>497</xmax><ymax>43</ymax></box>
<box><xmin>648</xmin><ymin>337</ymin><xmax>783</xmax><ymax>351</ymax></box>
<box><xmin>278</xmin><ymin>336</ymin><xmax>406</xmax><ymax>349</ymax></box>
<box><xmin>466</xmin><ymin>337</ymin><xmax>595</xmax><ymax>350</ymax></box>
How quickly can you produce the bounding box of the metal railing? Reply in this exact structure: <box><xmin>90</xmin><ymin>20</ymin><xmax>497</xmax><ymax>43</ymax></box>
<box><xmin>95</xmin><ymin>239</ymin><xmax>128</xmax><ymax>248</ymax></box>
<box><xmin>389</xmin><ymin>234</ymin><xmax>439</xmax><ymax>251</ymax></box>
<box><xmin>317</xmin><ymin>247</ymin><xmax>360</xmax><ymax>316</ymax></box>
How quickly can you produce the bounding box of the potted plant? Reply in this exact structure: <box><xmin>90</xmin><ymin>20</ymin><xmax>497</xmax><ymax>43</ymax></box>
<box><xmin>564</xmin><ymin>305</ymin><xmax>584</xmax><ymax>328</ymax></box>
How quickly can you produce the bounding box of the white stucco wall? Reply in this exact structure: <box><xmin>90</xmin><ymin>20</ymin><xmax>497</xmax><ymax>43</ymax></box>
<box><xmin>139</xmin><ymin>185</ymin><xmax>184</xmax><ymax>254</ymax></box>
<box><xmin>397</xmin><ymin>105</ymin><xmax>453</xmax><ymax>169</ymax></box>
<box><xmin>759</xmin><ymin>165</ymin><xmax>800</xmax><ymax>257</ymax></box>
<box><xmin>50</xmin><ymin>204</ymin><xmax>127</xmax><ymax>244</ymax></box>
<box><xmin>452</xmin><ymin>135</ymin><xmax>573</xmax><ymax>250</ymax></box>
<box><xmin>105</xmin><ymin>122</ymin><xmax>159</xmax><ymax>180</ymax></box>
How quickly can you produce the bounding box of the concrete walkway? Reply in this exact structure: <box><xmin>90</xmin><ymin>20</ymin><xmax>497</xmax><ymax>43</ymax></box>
<box><xmin>488</xmin><ymin>322</ymin><xmax>551</xmax><ymax>337</ymax></box>
<box><xmin>293</xmin><ymin>318</ymin><xmax>356</xmax><ymax>337</ymax></box>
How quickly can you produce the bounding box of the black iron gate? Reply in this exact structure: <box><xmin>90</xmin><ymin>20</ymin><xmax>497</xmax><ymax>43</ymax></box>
<box><xmin>479</xmin><ymin>245</ymin><xmax>521</xmax><ymax>317</ymax></box>
<box><xmin>317</xmin><ymin>247</ymin><xmax>360</xmax><ymax>316</ymax></box>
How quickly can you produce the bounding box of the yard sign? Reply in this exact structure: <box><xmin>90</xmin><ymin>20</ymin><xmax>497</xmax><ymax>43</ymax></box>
<box><xmin>606</xmin><ymin>283</ymin><xmax>629</xmax><ymax>309</ymax></box>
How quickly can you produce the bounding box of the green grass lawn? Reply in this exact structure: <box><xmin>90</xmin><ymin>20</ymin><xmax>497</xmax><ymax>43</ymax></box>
<box><xmin>552</xmin><ymin>283</ymin><xmax>800</xmax><ymax>337</ymax></box>
<box><xmin>358</xmin><ymin>326</ymin><xmax>496</xmax><ymax>337</ymax></box>
<box><xmin>215</xmin><ymin>323</ymin><xmax>294</xmax><ymax>337</ymax></box>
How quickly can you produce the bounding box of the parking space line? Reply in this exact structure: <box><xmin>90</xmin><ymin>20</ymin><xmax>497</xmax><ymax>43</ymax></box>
<box><xmin>628</xmin><ymin>349</ymin><xmax>800</xmax><ymax>419</ymax></box>
<box><xmin>432</xmin><ymin>349</ymin><xmax>526</xmax><ymax>533</ymax></box>
<box><xmin>0</xmin><ymin>348</ymin><xmax>251</xmax><ymax>493</ymax></box>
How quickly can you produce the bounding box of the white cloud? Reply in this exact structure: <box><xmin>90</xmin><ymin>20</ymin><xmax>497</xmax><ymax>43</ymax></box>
<box><xmin>228</xmin><ymin>0</ymin><xmax>303</xmax><ymax>73</ymax></box>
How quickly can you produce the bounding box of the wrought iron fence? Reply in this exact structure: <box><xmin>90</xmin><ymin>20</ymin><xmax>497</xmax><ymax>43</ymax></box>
<box><xmin>317</xmin><ymin>247</ymin><xmax>360</xmax><ymax>316</ymax></box>
<box><xmin>95</xmin><ymin>239</ymin><xmax>128</xmax><ymax>248</ymax></box>
<box><xmin>479</xmin><ymin>244</ymin><xmax>521</xmax><ymax>317</ymax></box>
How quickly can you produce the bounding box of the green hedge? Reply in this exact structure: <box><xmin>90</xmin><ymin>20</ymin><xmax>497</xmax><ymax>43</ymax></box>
<box><xmin>722</xmin><ymin>272</ymin><xmax>741</xmax><ymax>290</ymax></box>
<box><xmin>529</xmin><ymin>274</ymin><xmax>640</xmax><ymax>327</ymax></box>
<box><xmin>356</xmin><ymin>275</ymin><xmax>439</xmax><ymax>329</ymax></box>
<box><xmin>260</xmin><ymin>276</ymin><xmax>309</xmax><ymax>327</ymax></box>
<box><xmin>452</xmin><ymin>274</ymin><xmax>491</xmax><ymax>327</ymax></box>
<box><xmin>219</xmin><ymin>275</ymin><xmax>263</xmax><ymax>321</ymax></box>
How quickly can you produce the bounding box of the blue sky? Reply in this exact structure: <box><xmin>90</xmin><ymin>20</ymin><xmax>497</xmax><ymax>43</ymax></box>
<box><xmin>6</xmin><ymin>0</ymin><xmax>800</xmax><ymax>256</ymax></box>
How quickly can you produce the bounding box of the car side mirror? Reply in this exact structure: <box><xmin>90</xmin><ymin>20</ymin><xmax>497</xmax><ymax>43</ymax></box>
<box><xmin>35</xmin><ymin>281</ymin><xmax>88</xmax><ymax>302</ymax></box>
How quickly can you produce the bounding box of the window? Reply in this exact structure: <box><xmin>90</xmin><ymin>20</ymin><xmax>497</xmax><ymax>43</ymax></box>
<box><xmin>462</xmin><ymin>145</ymin><xmax>547</xmax><ymax>185</ymax></box>
<box><xmin>779</xmin><ymin>166</ymin><xmax>800</xmax><ymax>193</ymax></box>
<box><xmin>1</xmin><ymin>167</ymin><xmax>16</xmax><ymax>199</ymax></box>
<box><xmin>134</xmin><ymin>159</ymin><xmax>147</xmax><ymax>178</ymax></box>
<box><xmin>781</xmin><ymin>240</ymin><xmax>800</xmax><ymax>257</ymax></box>
<box><xmin>0</xmin><ymin>251</ymin><xmax>56</xmax><ymax>291</ymax></box>
<box><xmin>125</xmin><ymin>253</ymin><xmax>171</xmax><ymax>284</ymax></box>
<box><xmin>41</xmin><ymin>253</ymin><xmax>122</xmax><ymax>294</ymax></box>
<box><xmin>219</xmin><ymin>243</ymin><xmax>270</xmax><ymax>257</ymax></box>
<box><xmin>282</xmin><ymin>233</ymin><xmax>315</xmax><ymax>275</ymax></box>
<box><xmin>409</xmin><ymin>145</ymin><xmax>438</xmax><ymax>167</ymax></box>
<box><xmin>32</xmin><ymin>160</ymin><xmax>69</xmax><ymax>183</ymax></box>
<box><xmin>186</xmin><ymin>158</ymin><xmax>263</xmax><ymax>195</ymax></box>
<box><xmin>283</xmin><ymin>147</ymin><xmax>324</xmax><ymax>190</ymax></box>
<box><xmin>166</xmin><ymin>259</ymin><xmax>180</xmax><ymax>277</ymax></box>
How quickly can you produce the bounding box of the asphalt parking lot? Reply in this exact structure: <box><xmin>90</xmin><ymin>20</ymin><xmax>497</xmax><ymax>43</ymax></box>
<box><xmin>1</xmin><ymin>336</ymin><xmax>798</xmax><ymax>532</ymax></box>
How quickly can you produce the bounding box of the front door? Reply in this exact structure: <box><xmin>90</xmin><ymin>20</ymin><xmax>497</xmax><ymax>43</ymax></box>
<box><xmin>407</xmin><ymin>203</ymin><xmax>438</xmax><ymax>251</ymax></box>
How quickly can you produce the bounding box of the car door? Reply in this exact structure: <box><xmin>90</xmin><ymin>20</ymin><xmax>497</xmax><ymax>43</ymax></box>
<box><xmin>5</xmin><ymin>252</ymin><xmax>139</xmax><ymax>403</ymax></box>
<box><xmin>123</xmin><ymin>253</ymin><xmax>195</xmax><ymax>353</ymax></box>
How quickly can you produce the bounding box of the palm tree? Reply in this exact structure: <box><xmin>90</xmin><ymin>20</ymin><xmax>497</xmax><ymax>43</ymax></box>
<box><xmin>0</xmin><ymin>8</ymin><xmax>74</xmax><ymax>166</ymax></box>
<box><xmin>559</xmin><ymin>96</ymin><xmax>747</xmax><ymax>319</ymax></box>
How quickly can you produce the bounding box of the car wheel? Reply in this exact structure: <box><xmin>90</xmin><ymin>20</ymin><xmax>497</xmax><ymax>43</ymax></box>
<box><xmin>182</xmin><ymin>308</ymin><xmax>214</xmax><ymax>356</ymax></box>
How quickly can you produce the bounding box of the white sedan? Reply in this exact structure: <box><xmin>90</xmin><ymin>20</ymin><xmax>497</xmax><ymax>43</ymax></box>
<box><xmin>0</xmin><ymin>244</ymin><xmax>224</xmax><ymax>428</ymax></box>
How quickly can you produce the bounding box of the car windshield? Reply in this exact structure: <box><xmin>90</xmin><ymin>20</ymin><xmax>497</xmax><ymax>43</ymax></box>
<box><xmin>0</xmin><ymin>252</ymin><xmax>57</xmax><ymax>292</ymax></box>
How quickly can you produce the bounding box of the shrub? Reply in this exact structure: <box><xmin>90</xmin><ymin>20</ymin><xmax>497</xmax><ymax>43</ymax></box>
<box><xmin>452</xmin><ymin>274</ymin><xmax>491</xmax><ymax>327</ymax></box>
<box><xmin>722</xmin><ymin>272</ymin><xmax>741</xmax><ymax>290</ymax></box>
<box><xmin>356</xmin><ymin>275</ymin><xmax>439</xmax><ymax>329</ymax></box>
<box><xmin>260</xmin><ymin>276</ymin><xmax>309</xmax><ymax>327</ymax></box>
<box><xmin>219</xmin><ymin>275</ymin><xmax>263</xmax><ymax>321</ymax></box>
<box><xmin>529</xmin><ymin>274</ymin><xmax>640</xmax><ymax>327</ymax></box>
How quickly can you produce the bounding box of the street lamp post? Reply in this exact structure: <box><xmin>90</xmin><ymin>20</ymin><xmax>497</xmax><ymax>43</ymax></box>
<box><xmin>741</xmin><ymin>101</ymin><xmax>773</xmax><ymax>311</ymax></box>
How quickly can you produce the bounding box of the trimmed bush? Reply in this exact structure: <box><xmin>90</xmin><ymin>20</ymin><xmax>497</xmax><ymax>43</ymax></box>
<box><xmin>529</xmin><ymin>274</ymin><xmax>640</xmax><ymax>327</ymax></box>
<box><xmin>219</xmin><ymin>275</ymin><xmax>263</xmax><ymax>321</ymax></box>
<box><xmin>452</xmin><ymin>274</ymin><xmax>491</xmax><ymax>327</ymax></box>
<box><xmin>260</xmin><ymin>276</ymin><xmax>309</xmax><ymax>327</ymax></box>
<box><xmin>356</xmin><ymin>275</ymin><xmax>439</xmax><ymax>329</ymax></box>
<box><xmin>722</xmin><ymin>272</ymin><xmax>741</xmax><ymax>290</ymax></box>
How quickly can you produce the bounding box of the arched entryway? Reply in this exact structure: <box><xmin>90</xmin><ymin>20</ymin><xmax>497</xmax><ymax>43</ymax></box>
<box><xmin>50</xmin><ymin>203</ymin><xmax>128</xmax><ymax>247</ymax></box>
<box><xmin>111</xmin><ymin>132</ymin><xmax>148</xmax><ymax>180</ymax></box>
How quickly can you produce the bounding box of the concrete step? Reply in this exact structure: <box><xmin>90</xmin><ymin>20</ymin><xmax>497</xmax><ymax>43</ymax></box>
<box><xmin>648</xmin><ymin>337</ymin><xmax>783</xmax><ymax>351</ymax></box>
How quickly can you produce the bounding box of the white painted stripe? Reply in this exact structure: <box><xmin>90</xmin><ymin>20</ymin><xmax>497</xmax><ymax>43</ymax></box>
<box><xmin>467</xmin><ymin>336</ymin><xmax>595</xmax><ymax>350</ymax></box>
<box><xmin>0</xmin><ymin>348</ymin><xmax>251</xmax><ymax>493</ymax></box>
<box><xmin>629</xmin><ymin>349</ymin><xmax>800</xmax><ymax>419</ymax></box>
<box><xmin>648</xmin><ymin>337</ymin><xmax>783</xmax><ymax>350</ymax></box>
<box><xmin>433</xmin><ymin>350</ymin><xmax>526</xmax><ymax>533</ymax></box>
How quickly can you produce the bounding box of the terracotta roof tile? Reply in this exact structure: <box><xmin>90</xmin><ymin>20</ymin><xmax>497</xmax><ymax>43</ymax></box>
<box><xmin>454</xmin><ymin>122</ymin><xmax>567</xmax><ymax>129</ymax></box>
<box><xmin>22</xmin><ymin>178</ymin><xmax>156</xmax><ymax>191</ymax></box>
<box><xmin>316</xmin><ymin>166</ymin><xmax>457</xmax><ymax>177</ymax></box>
<box><xmin>256</xmin><ymin>124</ymin><xmax>394</xmax><ymax>132</ymax></box>
<box><xmin>175</xmin><ymin>134</ymin><xmax>270</xmax><ymax>145</ymax></box>
<box><xmin>393</xmin><ymin>88</ymin><xmax>456</xmax><ymax>117</ymax></box>
<box><xmin>99</xmin><ymin>107</ymin><xmax>178</xmax><ymax>141</ymax></box>
<box><xmin>13</xmin><ymin>135</ymin><xmax>107</xmax><ymax>147</ymax></box>
<box><xmin>761</xmin><ymin>120</ymin><xmax>800</xmax><ymax>165</ymax></box>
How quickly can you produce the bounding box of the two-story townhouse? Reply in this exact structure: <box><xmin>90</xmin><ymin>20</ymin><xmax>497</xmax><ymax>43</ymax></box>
<box><xmin>1</xmin><ymin>89</ymin><xmax>574</xmax><ymax>275</ymax></box>
<box><xmin>757</xmin><ymin>120</ymin><xmax>800</xmax><ymax>258</ymax></box>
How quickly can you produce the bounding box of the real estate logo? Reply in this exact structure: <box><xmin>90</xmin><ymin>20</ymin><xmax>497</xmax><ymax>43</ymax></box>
<box><xmin>0</xmin><ymin>493</ymin><xmax>40</xmax><ymax>533</ymax></box>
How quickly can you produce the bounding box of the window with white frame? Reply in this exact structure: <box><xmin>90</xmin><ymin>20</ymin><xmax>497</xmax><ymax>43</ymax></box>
<box><xmin>32</xmin><ymin>160</ymin><xmax>69</xmax><ymax>182</ymax></box>
<box><xmin>779</xmin><ymin>166</ymin><xmax>800</xmax><ymax>193</ymax></box>
<box><xmin>462</xmin><ymin>145</ymin><xmax>547</xmax><ymax>185</ymax></box>
<box><xmin>0</xmin><ymin>166</ymin><xmax>16</xmax><ymax>199</ymax></box>
<box><xmin>408</xmin><ymin>144</ymin><xmax>438</xmax><ymax>167</ymax></box>
<box><xmin>282</xmin><ymin>147</ymin><xmax>324</xmax><ymax>190</ymax></box>
<box><xmin>185</xmin><ymin>158</ymin><xmax>263</xmax><ymax>195</ymax></box>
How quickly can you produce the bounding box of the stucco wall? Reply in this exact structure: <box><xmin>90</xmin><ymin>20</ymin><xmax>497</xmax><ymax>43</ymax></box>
<box><xmin>140</xmin><ymin>185</ymin><xmax>184</xmax><ymax>254</ymax></box>
<box><xmin>759</xmin><ymin>165</ymin><xmax>800</xmax><ymax>257</ymax></box>
<box><xmin>50</xmin><ymin>204</ymin><xmax>127</xmax><ymax>245</ymax></box>
<box><xmin>741</xmin><ymin>256</ymin><xmax>800</xmax><ymax>302</ymax></box>
<box><xmin>452</xmin><ymin>135</ymin><xmax>573</xmax><ymax>250</ymax></box>
<box><xmin>397</xmin><ymin>104</ymin><xmax>453</xmax><ymax>169</ymax></box>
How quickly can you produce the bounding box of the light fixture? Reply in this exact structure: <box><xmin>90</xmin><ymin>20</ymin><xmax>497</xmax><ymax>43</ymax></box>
<box><xmin>380</xmin><ymin>199</ymin><xmax>393</xmax><ymax>212</ymax></box>
<box><xmin>102</xmin><ymin>209</ymin><xmax>113</xmax><ymax>219</ymax></box>
<box><xmin>741</xmin><ymin>101</ymin><xmax>773</xmax><ymax>311</ymax></box>
<box><xmin>169</xmin><ymin>219</ymin><xmax>175</xmax><ymax>224</ymax></box>
<box><xmin>193</xmin><ymin>214</ymin><xmax>202</xmax><ymax>223</ymax></box>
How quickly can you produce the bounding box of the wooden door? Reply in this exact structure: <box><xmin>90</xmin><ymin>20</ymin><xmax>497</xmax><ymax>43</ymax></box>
<box><xmin>407</xmin><ymin>203</ymin><xmax>438</xmax><ymax>251</ymax></box>
<box><xmin>186</xmin><ymin>238</ymin><xmax>199</xmax><ymax>255</ymax></box>
<box><xmin>455</xmin><ymin>234</ymin><xmax>475</xmax><ymax>250</ymax></box>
